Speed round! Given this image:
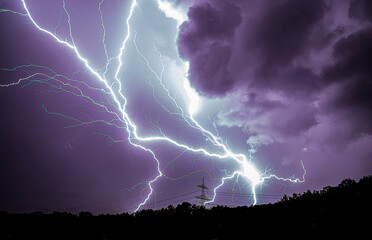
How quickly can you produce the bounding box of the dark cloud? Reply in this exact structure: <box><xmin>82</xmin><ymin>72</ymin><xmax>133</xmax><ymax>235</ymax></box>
<box><xmin>314</xmin><ymin>26</ymin><xmax>346</xmax><ymax>51</ymax></box>
<box><xmin>250</xmin><ymin>0</ymin><xmax>327</xmax><ymax>73</ymax></box>
<box><xmin>349</xmin><ymin>0</ymin><xmax>372</xmax><ymax>22</ymax></box>
<box><xmin>180</xmin><ymin>0</ymin><xmax>372</xmax><ymax>151</ymax></box>
<box><xmin>249</xmin><ymin>0</ymin><xmax>328</xmax><ymax>97</ymax></box>
<box><xmin>321</xmin><ymin>27</ymin><xmax>372</xmax><ymax>137</ymax></box>
<box><xmin>187</xmin><ymin>43</ymin><xmax>234</xmax><ymax>95</ymax></box>
<box><xmin>254</xmin><ymin>65</ymin><xmax>322</xmax><ymax>98</ymax></box>
<box><xmin>178</xmin><ymin>0</ymin><xmax>241</xmax><ymax>96</ymax></box>
<box><xmin>323</xmin><ymin>27</ymin><xmax>372</xmax><ymax>83</ymax></box>
<box><xmin>179</xmin><ymin>1</ymin><xmax>241</xmax><ymax>49</ymax></box>
<box><xmin>179</xmin><ymin>0</ymin><xmax>329</xmax><ymax>97</ymax></box>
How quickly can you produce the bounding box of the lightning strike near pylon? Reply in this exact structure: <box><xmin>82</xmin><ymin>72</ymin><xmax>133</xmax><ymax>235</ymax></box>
<box><xmin>1</xmin><ymin>0</ymin><xmax>306</xmax><ymax>212</ymax></box>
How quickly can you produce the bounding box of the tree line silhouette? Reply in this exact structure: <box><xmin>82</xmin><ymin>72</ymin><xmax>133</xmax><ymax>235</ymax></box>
<box><xmin>1</xmin><ymin>176</ymin><xmax>371</xmax><ymax>239</ymax></box>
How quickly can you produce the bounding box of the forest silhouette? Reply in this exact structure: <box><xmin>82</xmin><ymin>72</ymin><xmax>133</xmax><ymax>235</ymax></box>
<box><xmin>1</xmin><ymin>176</ymin><xmax>371</xmax><ymax>239</ymax></box>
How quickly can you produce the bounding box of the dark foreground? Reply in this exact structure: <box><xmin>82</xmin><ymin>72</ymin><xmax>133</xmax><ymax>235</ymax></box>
<box><xmin>1</xmin><ymin>176</ymin><xmax>371</xmax><ymax>239</ymax></box>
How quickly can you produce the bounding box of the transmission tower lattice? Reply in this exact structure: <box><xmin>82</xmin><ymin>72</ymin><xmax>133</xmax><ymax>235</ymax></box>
<box><xmin>195</xmin><ymin>177</ymin><xmax>210</xmax><ymax>205</ymax></box>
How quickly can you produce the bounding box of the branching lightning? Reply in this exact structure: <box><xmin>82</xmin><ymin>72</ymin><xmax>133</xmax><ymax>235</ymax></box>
<box><xmin>1</xmin><ymin>0</ymin><xmax>306</xmax><ymax>212</ymax></box>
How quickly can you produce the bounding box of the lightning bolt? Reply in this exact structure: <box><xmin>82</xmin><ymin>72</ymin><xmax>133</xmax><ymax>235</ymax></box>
<box><xmin>1</xmin><ymin>0</ymin><xmax>306</xmax><ymax>212</ymax></box>
<box><xmin>154</xmin><ymin>0</ymin><xmax>306</xmax><ymax>206</ymax></box>
<box><xmin>0</xmin><ymin>8</ymin><xmax>27</xmax><ymax>16</ymax></box>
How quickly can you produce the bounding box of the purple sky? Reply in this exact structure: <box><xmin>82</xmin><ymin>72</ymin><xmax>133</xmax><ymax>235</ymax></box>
<box><xmin>0</xmin><ymin>0</ymin><xmax>371</xmax><ymax>214</ymax></box>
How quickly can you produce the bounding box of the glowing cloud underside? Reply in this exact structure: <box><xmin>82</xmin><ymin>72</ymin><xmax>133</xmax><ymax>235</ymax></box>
<box><xmin>2</xmin><ymin>0</ymin><xmax>305</xmax><ymax>212</ymax></box>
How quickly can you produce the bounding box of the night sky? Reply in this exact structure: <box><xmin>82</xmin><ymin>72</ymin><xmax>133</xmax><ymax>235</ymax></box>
<box><xmin>0</xmin><ymin>0</ymin><xmax>371</xmax><ymax>214</ymax></box>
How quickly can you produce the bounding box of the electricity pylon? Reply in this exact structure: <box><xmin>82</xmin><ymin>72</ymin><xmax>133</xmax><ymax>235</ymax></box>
<box><xmin>195</xmin><ymin>177</ymin><xmax>210</xmax><ymax>205</ymax></box>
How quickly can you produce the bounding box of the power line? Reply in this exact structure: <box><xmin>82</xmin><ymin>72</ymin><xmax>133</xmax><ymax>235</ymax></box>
<box><xmin>217</xmin><ymin>192</ymin><xmax>283</xmax><ymax>197</ymax></box>
<box><xmin>216</xmin><ymin>192</ymin><xmax>283</xmax><ymax>199</ymax></box>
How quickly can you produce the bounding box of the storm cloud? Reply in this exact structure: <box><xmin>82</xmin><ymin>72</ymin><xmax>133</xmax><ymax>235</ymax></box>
<box><xmin>179</xmin><ymin>0</ymin><xmax>372</xmax><ymax>135</ymax></box>
<box><xmin>179</xmin><ymin>0</ymin><xmax>372</xmax><ymax>179</ymax></box>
